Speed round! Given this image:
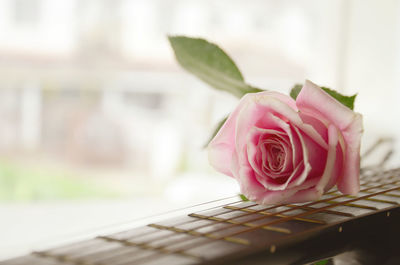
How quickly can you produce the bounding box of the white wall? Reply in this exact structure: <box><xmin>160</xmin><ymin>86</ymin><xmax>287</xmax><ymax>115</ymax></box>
<box><xmin>342</xmin><ymin>0</ymin><xmax>400</xmax><ymax>163</ymax></box>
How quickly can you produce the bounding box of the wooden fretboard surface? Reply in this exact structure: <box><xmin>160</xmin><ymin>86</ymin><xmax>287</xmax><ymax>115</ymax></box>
<box><xmin>3</xmin><ymin>167</ymin><xmax>400</xmax><ymax>265</ymax></box>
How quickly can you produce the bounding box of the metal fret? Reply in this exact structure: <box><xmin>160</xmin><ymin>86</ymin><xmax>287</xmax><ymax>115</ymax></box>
<box><xmin>190</xmin><ymin>212</ymin><xmax>292</xmax><ymax>234</ymax></box>
<box><xmin>220</xmin><ymin>183</ymin><xmax>400</xmax><ymax>240</ymax></box>
<box><xmin>223</xmin><ymin>205</ymin><xmax>326</xmax><ymax>224</ymax></box>
<box><xmin>285</xmin><ymin>204</ymin><xmax>355</xmax><ymax>217</ymax></box>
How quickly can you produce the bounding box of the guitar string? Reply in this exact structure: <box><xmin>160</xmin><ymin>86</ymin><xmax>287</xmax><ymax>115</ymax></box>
<box><xmin>33</xmin><ymin>196</ymin><xmax>250</xmax><ymax>262</ymax></box>
<box><xmin>225</xmin><ymin>184</ymin><xmax>400</xmax><ymax>236</ymax></box>
<box><xmin>149</xmin><ymin>169</ymin><xmax>396</xmax><ymax>240</ymax></box>
<box><xmin>114</xmin><ymin>173</ymin><xmax>400</xmax><ymax>265</ymax></box>
<box><xmin>38</xmin><ymin>145</ymin><xmax>397</xmax><ymax>265</ymax></box>
<box><xmin>104</xmin><ymin>197</ymin><xmax>244</xmax><ymax>241</ymax></box>
<box><xmin>360</xmin><ymin>137</ymin><xmax>393</xmax><ymax>161</ymax></box>
<box><xmin>147</xmin><ymin>145</ymin><xmax>398</xmax><ymax>248</ymax></box>
<box><xmin>36</xmin><ymin>198</ymin><xmax>245</xmax><ymax>262</ymax></box>
<box><xmin>36</xmin><ymin>176</ymin><xmax>393</xmax><ymax>263</ymax></box>
<box><xmin>77</xmin><ymin>144</ymin><xmax>399</xmax><ymax>264</ymax></box>
<box><xmin>92</xmin><ymin>170</ymin><xmax>399</xmax><ymax>265</ymax></box>
<box><xmin>170</xmin><ymin>178</ymin><xmax>400</xmax><ymax>254</ymax></box>
<box><xmin>98</xmin><ymin>139</ymin><xmax>392</xmax><ymax>247</ymax></box>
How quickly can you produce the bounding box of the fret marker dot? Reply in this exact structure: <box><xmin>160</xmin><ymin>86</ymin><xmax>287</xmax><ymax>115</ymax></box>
<box><xmin>387</xmin><ymin>212</ymin><xmax>391</xmax><ymax>217</ymax></box>
<box><xmin>270</xmin><ymin>245</ymin><xmax>276</xmax><ymax>253</ymax></box>
<box><xmin>338</xmin><ymin>226</ymin><xmax>343</xmax><ymax>233</ymax></box>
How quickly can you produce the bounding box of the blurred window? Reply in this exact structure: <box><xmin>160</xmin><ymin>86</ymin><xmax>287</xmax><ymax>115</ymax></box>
<box><xmin>0</xmin><ymin>0</ymin><xmax>400</xmax><ymax>261</ymax></box>
<box><xmin>13</xmin><ymin>0</ymin><xmax>41</xmax><ymax>26</ymax></box>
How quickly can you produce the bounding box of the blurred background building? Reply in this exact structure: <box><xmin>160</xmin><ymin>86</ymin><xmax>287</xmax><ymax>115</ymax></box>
<box><xmin>0</xmin><ymin>0</ymin><xmax>400</xmax><ymax>260</ymax></box>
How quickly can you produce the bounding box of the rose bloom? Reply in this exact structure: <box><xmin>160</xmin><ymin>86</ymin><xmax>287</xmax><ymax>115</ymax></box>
<box><xmin>208</xmin><ymin>80</ymin><xmax>363</xmax><ymax>204</ymax></box>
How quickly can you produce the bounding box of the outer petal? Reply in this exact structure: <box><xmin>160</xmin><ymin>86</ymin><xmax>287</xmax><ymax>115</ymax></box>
<box><xmin>287</xmin><ymin>126</ymin><xmax>312</xmax><ymax>187</ymax></box>
<box><xmin>260</xmin><ymin>91</ymin><xmax>298</xmax><ymax>111</ymax></box>
<box><xmin>208</xmin><ymin>143</ymin><xmax>236</xmax><ymax>177</ymax></box>
<box><xmin>208</xmin><ymin>93</ymin><xmax>252</xmax><ymax>177</ymax></box>
<box><xmin>242</xmin><ymin>174</ymin><xmax>320</xmax><ymax>205</ymax></box>
<box><xmin>296</xmin><ymin>80</ymin><xmax>363</xmax><ymax>195</ymax></box>
<box><xmin>279</xmin><ymin>186</ymin><xmax>322</xmax><ymax>204</ymax></box>
<box><xmin>299</xmin><ymin>112</ymin><xmax>328</xmax><ymax>143</ymax></box>
<box><xmin>287</xmin><ymin>125</ymin><xmax>327</xmax><ymax>188</ymax></box>
<box><xmin>316</xmin><ymin>124</ymin><xmax>339</xmax><ymax>193</ymax></box>
<box><xmin>337</xmin><ymin>114</ymin><xmax>362</xmax><ymax>194</ymax></box>
<box><xmin>324</xmin><ymin>134</ymin><xmax>344</xmax><ymax>192</ymax></box>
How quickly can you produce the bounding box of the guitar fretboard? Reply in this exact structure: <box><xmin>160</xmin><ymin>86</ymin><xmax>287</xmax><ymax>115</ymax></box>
<box><xmin>3</xmin><ymin>168</ymin><xmax>400</xmax><ymax>265</ymax></box>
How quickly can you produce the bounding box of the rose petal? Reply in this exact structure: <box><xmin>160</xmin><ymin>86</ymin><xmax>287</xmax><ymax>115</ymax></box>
<box><xmin>287</xmin><ymin>125</ymin><xmax>327</xmax><ymax>188</ymax></box>
<box><xmin>316</xmin><ymin>124</ymin><xmax>339</xmax><ymax>193</ymax></box>
<box><xmin>254</xmin><ymin>162</ymin><xmax>303</xmax><ymax>191</ymax></box>
<box><xmin>324</xmin><ymin>135</ymin><xmax>344</xmax><ymax>192</ymax></box>
<box><xmin>296</xmin><ymin>80</ymin><xmax>363</xmax><ymax>195</ymax></box>
<box><xmin>299</xmin><ymin>112</ymin><xmax>329</xmax><ymax>143</ymax></box>
<box><xmin>246</xmin><ymin>127</ymin><xmax>291</xmax><ymax>179</ymax></box>
<box><xmin>208</xmin><ymin>93</ymin><xmax>254</xmax><ymax>177</ymax></box>
<box><xmin>236</xmin><ymin>93</ymin><xmax>329</xmax><ymax>154</ymax></box>
<box><xmin>242</xmin><ymin>173</ymin><xmax>320</xmax><ymax>205</ymax></box>
<box><xmin>281</xmin><ymin>186</ymin><xmax>322</xmax><ymax>204</ymax></box>
<box><xmin>263</xmin><ymin>91</ymin><xmax>298</xmax><ymax>111</ymax></box>
<box><xmin>234</xmin><ymin>95</ymin><xmax>300</xmax><ymax>163</ymax></box>
<box><xmin>267</xmin><ymin>113</ymin><xmax>301</xmax><ymax>170</ymax></box>
<box><xmin>209</xmin><ymin>91</ymin><xmax>301</xmax><ymax>178</ymax></box>
<box><xmin>288</xmin><ymin>126</ymin><xmax>312</xmax><ymax>187</ymax></box>
<box><xmin>208</xmin><ymin>143</ymin><xmax>235</xmax><ymax>177</ymax></box>
<box><xmin>245</xmin><ymin>113</ymin><xmax>309</xmax><ymax>191</ymax></box>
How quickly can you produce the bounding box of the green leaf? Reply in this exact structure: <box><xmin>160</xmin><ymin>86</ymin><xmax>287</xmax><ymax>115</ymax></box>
<box><xmin>204</xmin><ymin>116</ymin><xmax>228</xmax><ymax>148</ymax></box>
<box><xmin>289</xmin><ymin>84</ymin><xmax>302</xmax><ymax>100</ymax></box>
<box><xmin>168</xmin><ymin>36</ymin><xmax>262</xmax><ymax>98</ymax></box>
<box><xmin>290</xmin><ymin>84</ymin><xmax>357</xmax><ymax>110</ymax></box>
<box><xmin>314</xmin><ymin>259</ymin><xmax>330</xmax><ymax>265</ymax></box>
<box><xmin>239</xmin><ymin>194</ymin><xmax>249</xmax><ymax>201</ymax></box>
<box><xmin>321</xmin><ymin>87</ymin><xmax>357</xmax><ymax>110</ymax></box>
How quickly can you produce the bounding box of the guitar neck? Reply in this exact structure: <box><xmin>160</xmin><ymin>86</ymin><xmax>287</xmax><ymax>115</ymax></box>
<box><xmin>3</xmin><ymin>167</ymin><xmax>400</xmax><ymax>265</ymax></box>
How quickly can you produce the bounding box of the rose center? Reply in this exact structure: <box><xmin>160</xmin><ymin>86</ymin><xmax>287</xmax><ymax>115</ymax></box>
<box><xmin>260</xmin><ymin>141</ymin><xmax>285</xmax><ymax>172</ymax></box>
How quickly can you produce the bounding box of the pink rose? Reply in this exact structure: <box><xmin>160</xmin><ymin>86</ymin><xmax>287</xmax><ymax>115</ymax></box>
<box><xmin>208</xmin><ymin>80</ymin><xmax>363</xmax><ymax>204</ymax></box>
